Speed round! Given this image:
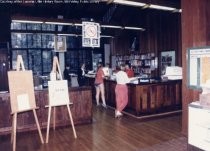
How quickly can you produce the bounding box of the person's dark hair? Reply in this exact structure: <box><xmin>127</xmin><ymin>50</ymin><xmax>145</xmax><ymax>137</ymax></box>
<box><xmin>97</xmin><ymin>62</ymin><xmax>103</xmax><ymax>68</ymax></box>
<box><xmin>115</xmin><ymin>66</ymin><xmax>121</xmax><ymax>71</ymax></box>
<box><xmin>126</xmin><ymin>63</ymin><xmax>131</xmax><ymax>68</ymax></box>
<box><xmin>120</xmin><ymin>64</ymin><xmax>126</xmax><ymax>71</ymax></box>
<box><xmin>105</xmin><ymin>63</ymin><xmax>110</xmax><ymax>67</ymax></box>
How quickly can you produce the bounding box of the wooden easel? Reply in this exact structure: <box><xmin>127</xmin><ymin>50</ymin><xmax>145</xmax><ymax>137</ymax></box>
<box><xmin>8</xmin><ymin>55</ymin><xmax>44</xmax><ymax>151</ymax></box>
<box><xmin>46</xmin><ymin>56</ymin><xmax>77</xmax><ymax>143</ymax></box>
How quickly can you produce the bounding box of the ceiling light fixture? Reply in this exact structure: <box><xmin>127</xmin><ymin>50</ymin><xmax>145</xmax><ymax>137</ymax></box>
<box><xmin>101</xmin><ymin>35</ymin><xmax>114</xmax><ymax>38</ymax></box>
<box><xmin>74</xmin><ymin>23</ymin><xmax>82</xmax><ymax>26</ymax></box>
<box><xmin>12</xmin><ymin>20</ymin><xmax>145</xmax><ymax>31</ymax></box>
<box><xmin>45</xmin><ymin>21</ymin><xmax>73</xmax><ymax>25</ymax></box>
<box><xmin>172</xmin><ymin>9</ymin><xmax>182</xmax><ymax>13</ymax></box>
<box><xmin>57</xmin><ymin>33</ymin><xmax>77</xmax><ymax>36</ymax></box>
<box><xmin>12</xmin><ymin>20</ymin><xmax>43</xmax><ymax>24</ymax></box>
<box><xmin>112</xmin><ymin>1</ymin><xmax>181</xmax><ymax>13</ymax></box>
<box><xmin>148</xmin><ymin>4</ymin><xmax>176</xmax><ymax>11</ymax></box>
<box><xmin>124</xmin><ymin>26</ymin><xmax>145</xmax><ymax>31</ymax></box>
<box><xmin>101</xmin><ymin>25</ymin><xmax>123</xmax><ymax>29</ymax></box>
<box><xmin>113</xmin><ymin>0</ymin><xmax>146</xmax><ymax>7</ymax></box>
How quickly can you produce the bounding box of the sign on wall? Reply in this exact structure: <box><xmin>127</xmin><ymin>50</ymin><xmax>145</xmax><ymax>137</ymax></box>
<box><xmin>161</xmin><ymin>51</ymin><xmax>175</xmax><ymax>75</ymax></box>
<box><xmin>54</xmin><ymin>35</ymin><xmax>67</xmax><ymax>52</ymax></box>
<box><xmin>82</xmin><ymin>21</ymin><xmax>100</xmax><ymax>48</ymax></box>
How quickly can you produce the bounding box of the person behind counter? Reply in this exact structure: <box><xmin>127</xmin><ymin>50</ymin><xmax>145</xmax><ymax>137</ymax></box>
<box><xmin>125</xmin><ymin>63</ymin><xmax>134</xmax><ymax>78</ymax></box>
<box><xmin>115</xmin><ymin>64</ymin><xmax>137</xmax><ymax>118</ymax></box>
<box><xmin>77</xmin><ymin>63</ymin><xmax>87</xmax><ymax>86</ymax></box>
<box><xmin>95</xmin><ymin>63</ymin><xmax>107</xmax><ymax>108</ymax></box>
<box><xmin>63</xmin><ymin>65</ymin><xmax>70</xmax><ymax>80</ymax></box>
<box><xmin>63</xmin><ymin>65</ymin><xmax>71</xmax><ymax>86</ymax></box>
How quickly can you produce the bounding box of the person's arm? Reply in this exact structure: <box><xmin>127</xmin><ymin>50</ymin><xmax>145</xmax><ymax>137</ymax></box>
<box><xmin>100</xmin><ymin>68</ymin><xmax>105</xmax><ymax>78</ymax></box>
<box><xmin>124</xmin><ymin>72</ymin><xmax>138</xmax><ymax>83</ymax></box>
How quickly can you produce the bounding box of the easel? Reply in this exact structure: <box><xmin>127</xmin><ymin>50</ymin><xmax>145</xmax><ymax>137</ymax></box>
<box><xmin>46</xmin><ymin>56</ymin><xmax>77</xmax><ymax>143</ymax></box>
<box><xmin>8</xmin><ymin>55</ymin><xmax>44</xmax><ymax>151</ymax></box>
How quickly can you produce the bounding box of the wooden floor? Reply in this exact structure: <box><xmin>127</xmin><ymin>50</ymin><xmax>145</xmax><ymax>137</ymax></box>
<box><xmin>0</xmin><ymin>105</ymin><xmax>187</xmax><ymax>151</ymax></box>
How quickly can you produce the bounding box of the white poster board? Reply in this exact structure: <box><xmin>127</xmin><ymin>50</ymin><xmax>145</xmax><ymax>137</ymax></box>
<box><xmin>48</xmin><ymin>80</ymin><xmax>70</xmax><ymax>106</ymax></box>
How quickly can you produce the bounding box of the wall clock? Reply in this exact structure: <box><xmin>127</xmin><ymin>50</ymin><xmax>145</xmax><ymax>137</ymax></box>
<box><xmin>85</xmin><ymin>25</ymin><xmax>97</xmax><ymax>38</ymax></box>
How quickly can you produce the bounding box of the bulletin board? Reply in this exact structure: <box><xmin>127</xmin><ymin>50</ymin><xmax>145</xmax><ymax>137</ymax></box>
<box><xmin>8</xmin><ymin>70</ymin><xmax>36</xmax><ymax>113</ymax></box>
<box><xmin>188</xmin><ymin>46</ymin><xmax>210</xmax><ymax>89</ymax></box>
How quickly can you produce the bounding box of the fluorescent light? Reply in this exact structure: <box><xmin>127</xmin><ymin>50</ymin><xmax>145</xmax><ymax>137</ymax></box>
<box><xmin>124</xmin><ymin>26</ymin><xmax>145</xmax><ymax>31</ymax></box>
<box><xmin>57</xmin><ymin>33</ymin><xmax>76</xmax><ymax>36</ymax></box>
<box><xmin>101</xmin><ymin>25</ymin><xmax>123</xmax><ymax>29</ymax></box>
<box><xmin>12</xmin><ymin>20</ymin><xmax>43</xmax><ymax>24</ymax></box>
<box><xmin>149</xmin><ymin>4</ymin><xmax>176</xmax><ymax>11</ymax></box>
<box><xmin>101</xmin><ymin>35</ymin><xmax>114</xmax><ymax>38</ymax></box>
<box><xmin>172</xmin><ymin>9</ymin><xmax>182</xmax><ymax>13</ymax></box>
<box><xmin>45</xmin><ymin>21</ymin><xmax>73</xmax><ymax>25</ymax></box>
<box><xmin>113</xmin><ymin>0</ymin><xmax>146</xmax><ymax>7</ymax></box>
<box><xmin>74</xmin><ymin>23</ymin><xmax>82</xmax><ymax>26</ymax></box>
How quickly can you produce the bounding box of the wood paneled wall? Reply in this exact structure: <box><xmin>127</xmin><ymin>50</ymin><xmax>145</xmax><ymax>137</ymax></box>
<box><xmin>112</xmin><ymin>10</ymin><xmax>181</xmax><ymax>78</ymax></box>
<box><xmin>181</xmin><ymin>0</ymin><xmax>210</xmax><ymax>135</ymax></box>
<box><xmin>112</xmin><ymin>9</ymin><xmax>181</xmax><ymax>67</ymax></box>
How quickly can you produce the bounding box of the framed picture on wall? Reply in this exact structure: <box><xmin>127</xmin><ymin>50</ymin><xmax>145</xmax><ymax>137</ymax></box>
<box><xmin>161</xmin><ymin>51</ymin><xmax>175</xmax><ymax>75</ymax></box>
<box><xmin>54</xmin><ymin>35</ymin><xmax>67</xmax><ymax>52</ymax></box>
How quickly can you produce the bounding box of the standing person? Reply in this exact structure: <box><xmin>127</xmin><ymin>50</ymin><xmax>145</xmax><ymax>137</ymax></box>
<box><xmin>63</xmin><ymin>65</ymin><xmax>71</xmax><ymax>86</ymax></box>
<box><xmin>77</xmin><ymin>63</ymin><xmax>87</xmax><ymax>86</ymax></box>
<box><xmin>63</xmin><ymin>65</ymin><xmax>70</xmax><ymax>80</ymax></box>
<box><xmin>125</xmin><ymin>63</ymin><xmax>134</xmax><ymax>78</ymax></box>
<box><xmin>115</xmin><ymin>64</ymin><xmax>136</xmax><ymax>118</ymax></box>
<box><xmin>95</xmin><ymin>63</ymin><xmax>107</xmax><ymax>108</ymax></box>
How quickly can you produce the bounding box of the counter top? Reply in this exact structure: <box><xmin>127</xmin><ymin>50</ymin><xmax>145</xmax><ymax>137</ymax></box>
<box><xmin>86</xmin><ymin>76</ymin><xmax>181</xmax><ymax>86</ymax></box>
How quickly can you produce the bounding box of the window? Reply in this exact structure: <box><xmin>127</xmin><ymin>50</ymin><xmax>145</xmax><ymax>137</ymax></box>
<box><xmin>11</xmin><ymin>23</ymin><xmax>54</xmax><ymax>75</ymax></box>
<box><xmin>11</xmin><ymin>21</ymin><xmax>100</xmax><ymax>75</ymax></box>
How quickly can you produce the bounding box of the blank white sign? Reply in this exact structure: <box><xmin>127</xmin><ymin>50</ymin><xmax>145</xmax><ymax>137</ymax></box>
<box><xmin>48</xmin><ymin>80</ymin><xmax>70</xmax><ymax>106</ymax></box>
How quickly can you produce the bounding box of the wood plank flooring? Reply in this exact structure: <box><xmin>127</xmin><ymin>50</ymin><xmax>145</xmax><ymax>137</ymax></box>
<box><xmin>0</xmin><ymin>106</ymin><xmax>187</xmax><ymax>151</ymax></box>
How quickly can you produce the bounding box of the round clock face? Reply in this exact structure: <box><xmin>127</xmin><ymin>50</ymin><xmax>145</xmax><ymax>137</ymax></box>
<box><xmin>86</xmin><ymin>25</ymin><xmax>97</xmax><ymax>38</ymax></box>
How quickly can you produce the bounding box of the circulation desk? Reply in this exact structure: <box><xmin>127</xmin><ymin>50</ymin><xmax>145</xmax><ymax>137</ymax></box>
<box><xmin>87</xmin><ymin>77</ymin><xmax>182</xmax><ymax>117</ymax></box>
<box><xmin>0</xmin><ymin>86</ymin><xmax>92</xmax><ymax>135</ymax></box>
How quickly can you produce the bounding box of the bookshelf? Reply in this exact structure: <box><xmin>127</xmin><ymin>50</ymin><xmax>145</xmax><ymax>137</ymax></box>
<box><xmin>114</xmin><ymin>53</ymin><xmax>158</xmax><ymax>77</ymax></box>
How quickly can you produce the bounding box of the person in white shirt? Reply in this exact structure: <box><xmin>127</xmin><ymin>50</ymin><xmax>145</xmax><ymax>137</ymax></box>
<box><xmin>77</xmin><ymin>63</ymin><xmax>87</xmax><ymax>86</ymax></box>
<box><xmin>115</xmin><ymin>64</ymin><xmax>135</xmax><ymax>118</ymax></box>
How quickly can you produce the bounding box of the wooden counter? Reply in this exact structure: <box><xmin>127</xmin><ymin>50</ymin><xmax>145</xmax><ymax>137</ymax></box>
<box><xmin>106</xmin><ymin>79</ymin><xmax>182</xmax><ymax>116</ymax></box>
<box><xmin>87</xmin><ymin>77</ymin><xmax>182</xmax><ymax>116</ymax></box>
<box><xmin>0</xmin><ymin>86</ymin><xmax>92</xmax><ymax>135</ymax></box>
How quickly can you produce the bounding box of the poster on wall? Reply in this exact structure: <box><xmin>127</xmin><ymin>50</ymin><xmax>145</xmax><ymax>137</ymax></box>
<box><xmin>188</xmin><ymin>47</ymin><xmax>210</xmax><ymax>89</ymax></box>
<box><xmin>54</xmin><ymin>35</ymin><xmax>67</xmax><ymax>52</ymax></box>
<box><xmin>161</xmin><ymin>51</ymin><xmax>175</xmax><ymax>75</ymax></box>
<box><xmin>82</xmin><ymin>21</ymin><xmax>100</xmax><ymax>48</ymax></box>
